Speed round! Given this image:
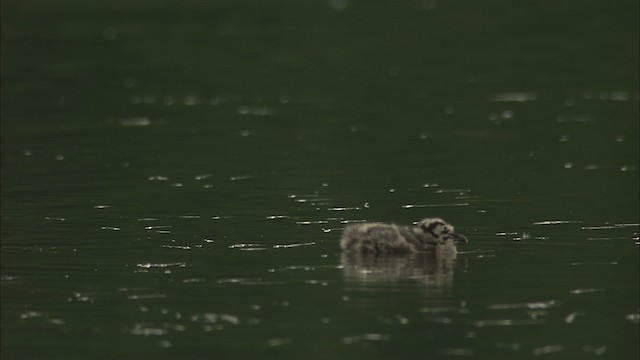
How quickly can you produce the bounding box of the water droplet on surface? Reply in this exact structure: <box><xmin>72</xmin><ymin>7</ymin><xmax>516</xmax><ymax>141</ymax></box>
<box><xmin>328</xmin><ymin>0</ymin><xmax>348</xmax><ymax>12</ymax></box>
<box><xmin>123</xmin><ymin>78</ymin><xmax>136</xmax><ymax>88</ymax></box>
<box><xmin>163</xmin><ymin>96</ymin><xmax>174</xmax><ymax>105</ymax></box>
<box><xmin>489</xmin><ymin>92</ymin><xmax>537</xmax><ymax>102</ymax></box>
<box><xmin>102</xmin><ymin>27</ymin><xmax>117</xmax><ymax>41</ymax></box>
<box><xmin>609</xmin><ymin>91</ymin><xmax>629</xmax><ymax>101</ymax></box>
<box><xmin>156</xmin><ymin>340</ymin><xmax>171</xmax><ymax>348</ymax></box>
<box><xmin>119</xmin><ymin>117</ymin><xmax>151</xmax><ymax>127</ymax></box>
<box><xmin>420</xmin><ymin>0</ymin><xmax>438</xmax><ymax>10</ymax></box>
<box><xmin>183</xmin><ymin>95</ymin><xmax>202</xmax><ymax>106</ymax></box>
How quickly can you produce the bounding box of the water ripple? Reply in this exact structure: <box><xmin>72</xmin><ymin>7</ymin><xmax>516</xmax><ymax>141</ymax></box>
<box><xmin>473</xmin><ymin>319</ymin><xmax>545</xmax><ymax>327</ymax></box>
<box><xmin>533</xmin><ymin>220</ymin><xmax>582</xmax><ymax>225</ymax></box>
<box><xmin>402</xmin><ymin>203</ymin><xmax>469</xmax><ymax>209</ymax></box>
<box><xmin>487</xmin><ymin>300</ymin><xmax>556</xmax><ymax>310</ymax></box>
<box><xmin>137</xmin><ymin>262</ymin><xmax>187</xmax><ymax>269</ymax></box>
<box><xmin>272</xmin><ymin>242</ymin><xmax>315</xmax><ymax>249</ymax></box>
<box><xmin>532</xmin><ymin>344</ymin><xmax>564</xmax><ymax>356</ymax></box>
<box><xmin>488</xmin><ymin>92</ymin><xmax>539</xmax><ymax>102</ymax></box>
<box><xmin>343</xmin><ymin>333</ymin><xmax>391</xmax><ymax>344</ymax></box>
<box><xmin>438</xmin><ymin>348</ymin><xmax>475</xmax><ymax>356</ymax></box>
<box><xmin>569</xmin><ymin>288</ymin><xmax>605</xmax><ymax>295</ymax></box>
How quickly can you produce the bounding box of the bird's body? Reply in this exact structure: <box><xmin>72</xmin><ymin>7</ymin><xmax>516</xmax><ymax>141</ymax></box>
<box><xmin>339</xmin><ymin>218</ymin><xmax>467</xmax><ymax>254</ymax></box>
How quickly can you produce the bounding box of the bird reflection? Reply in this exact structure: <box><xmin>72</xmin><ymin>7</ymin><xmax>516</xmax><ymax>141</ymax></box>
<box><xmin>340</xmin><ymin>250</ymin><xmax>466</xmax><ymax>288</ymax></box>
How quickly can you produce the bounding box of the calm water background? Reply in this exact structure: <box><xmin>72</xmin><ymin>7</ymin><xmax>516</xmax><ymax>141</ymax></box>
<box><xmin>2</xmin><ymin>1</ymin><xmax>638</xmax><ymax>359</ymax></box>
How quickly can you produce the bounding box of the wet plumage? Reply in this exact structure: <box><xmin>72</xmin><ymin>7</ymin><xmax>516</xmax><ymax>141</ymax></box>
<box><xmin>339</xmin><ymin>218</ymin><xmax>468</xmax><ymax>254</ymax></box>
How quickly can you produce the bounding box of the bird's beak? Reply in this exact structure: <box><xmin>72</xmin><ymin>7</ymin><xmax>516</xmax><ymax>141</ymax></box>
<box><xmin>454</xmin><ymin>233</ymin><xmax>468</xmax><ymax>244</ymax></box>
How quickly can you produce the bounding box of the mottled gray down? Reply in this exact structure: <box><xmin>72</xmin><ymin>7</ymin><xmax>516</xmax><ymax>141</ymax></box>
<box><xmin>339</xmin><ymin>218</ymin><xmax>468</xmax><ymax>254</ymax></box>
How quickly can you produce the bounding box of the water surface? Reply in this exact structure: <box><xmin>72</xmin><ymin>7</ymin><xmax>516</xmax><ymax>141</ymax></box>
<box><xmin>2</xmin><ymin>1</ymin><xmax>638</xmax><ymax>359</ymax></box>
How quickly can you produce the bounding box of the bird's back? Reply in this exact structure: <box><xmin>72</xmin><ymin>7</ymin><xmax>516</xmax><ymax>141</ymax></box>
<box><xmin>340</xmin><ymin>223</ymin><xmax>418</xmax><ymax>253</ymax></box>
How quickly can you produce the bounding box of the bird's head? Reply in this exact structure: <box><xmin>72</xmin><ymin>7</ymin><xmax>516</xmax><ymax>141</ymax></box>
<box><xmin>418</xmin><ymin>218</ymin><xmax>468</xmax><ymax>245</ymax></box>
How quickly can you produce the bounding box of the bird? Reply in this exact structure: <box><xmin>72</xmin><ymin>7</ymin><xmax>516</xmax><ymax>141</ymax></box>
<box><xmin>339</xmin><ymin>218</ymin><xmax>468</xmax><ymax>254</ymax></box>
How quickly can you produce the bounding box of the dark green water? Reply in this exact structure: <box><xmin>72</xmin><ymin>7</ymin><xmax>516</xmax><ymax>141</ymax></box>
<box><xmin>2</xmin><ymin>1</ymin><xmax>638</xmax><ymax>359</ymax></box>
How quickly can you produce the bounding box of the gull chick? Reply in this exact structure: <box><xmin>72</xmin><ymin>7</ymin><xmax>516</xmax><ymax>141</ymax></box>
<box><xmin>340</xmin><ymin>218</ymin><xmax>468</xmax><ymax>254</ymax></box>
